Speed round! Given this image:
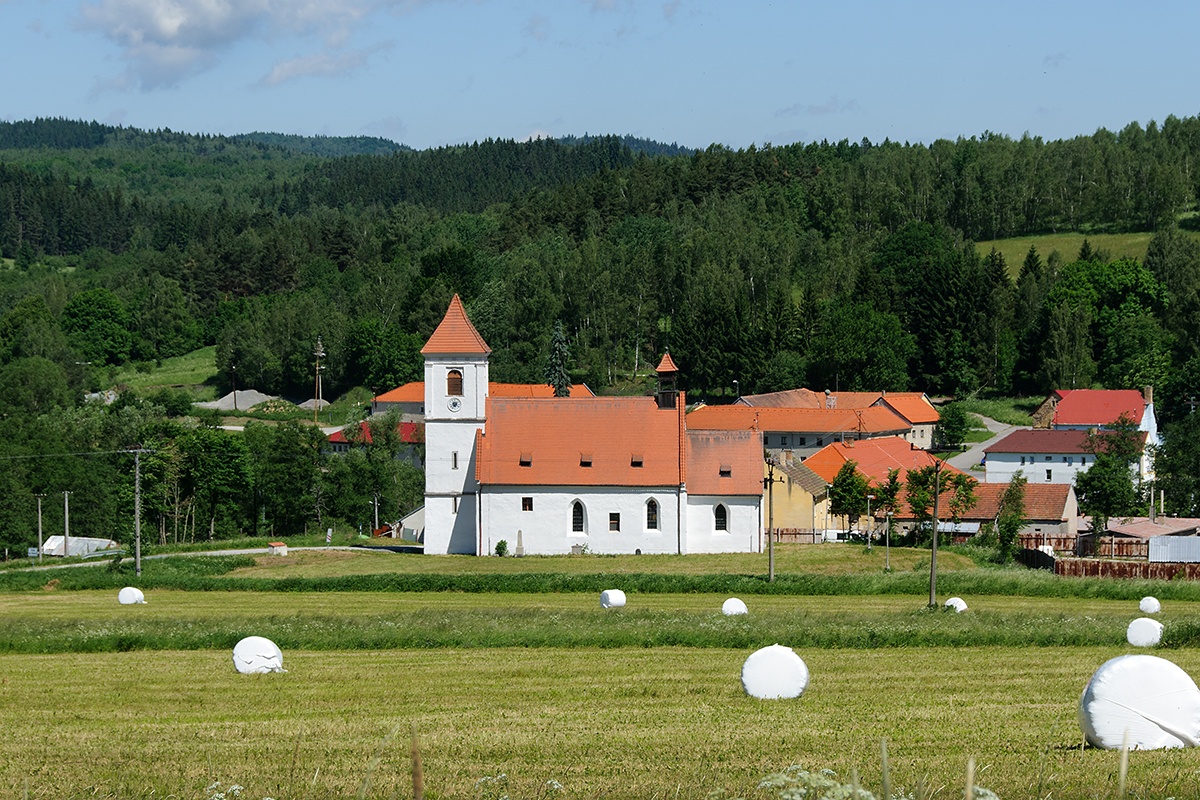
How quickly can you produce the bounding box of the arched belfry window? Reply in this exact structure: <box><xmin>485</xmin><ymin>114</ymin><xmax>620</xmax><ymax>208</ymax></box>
<box><xmin>447</xmin><ymin>369</ymin><xmax>463</xmax><ymax>396</ymax></box>
<box><xmin>572</xmin><ymin>501</ymin><xmax>585</xmax><ymax>533</ymax></box>
<box><xmin>646</xmin><ymin>499</ymin><xmax>659</xmax><ymax>530</ymax></box>
<box><xmin>714</xmin><ymin>504</ymin><xmax>728</xmax><ymax>531</ymax></box>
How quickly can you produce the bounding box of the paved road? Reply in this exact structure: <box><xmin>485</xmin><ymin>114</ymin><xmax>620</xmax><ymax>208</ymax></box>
<box><xmin>945</xmin><ymin>415</ymin><xmax>1025</xmax><ymax>475</ymax></box>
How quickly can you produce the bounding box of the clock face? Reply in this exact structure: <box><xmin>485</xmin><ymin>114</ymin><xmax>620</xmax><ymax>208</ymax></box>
<box><xmin>447</xmin><ymin>397</ymin><xmax>462</xmax><ymax>412</ymax></box>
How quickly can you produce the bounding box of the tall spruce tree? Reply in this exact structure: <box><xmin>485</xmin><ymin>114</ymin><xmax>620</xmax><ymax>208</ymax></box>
<box><xmin>544</xmin><ymin>321</ymin><xmax>572</xmax><ymax>397</ymax></box>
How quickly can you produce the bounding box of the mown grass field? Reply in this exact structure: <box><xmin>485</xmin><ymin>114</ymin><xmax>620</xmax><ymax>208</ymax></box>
<box><xmin>975</xmin><ymin>232</ymin><xmax>1161</xmax><ymax>275</ymax></box>
<box><xmin>113</xmin><ymin>345</ymin><xmax>218</xmax><ymax>395</ymax></box>
<box><xmin>4</xmin><ymin>547</ymin><xmax>1199</xmax><ymax>799</ymax></box>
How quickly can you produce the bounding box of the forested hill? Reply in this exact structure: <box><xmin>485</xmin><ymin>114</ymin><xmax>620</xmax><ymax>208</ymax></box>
<box><xmin>4</xmin><ymin>115</ymin><xmax>1200</xmax><ymax>424</ymax></box>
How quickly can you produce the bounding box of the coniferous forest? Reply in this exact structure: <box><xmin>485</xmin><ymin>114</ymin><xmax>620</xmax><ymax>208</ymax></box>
<box><xmin>5</xmin><ymin>115</ymin><xmax>1200</xmax><ymax>549</ymax></box>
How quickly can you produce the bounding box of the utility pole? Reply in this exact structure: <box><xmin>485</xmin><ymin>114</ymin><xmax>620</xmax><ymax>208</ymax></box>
<box><xmin>313</xmin><ymin>337</ymin><xmax>326</xmax><ymax>424</ymax></box>
<box><xmin>130</xmin><ymin>447</ymin><xmax>151</xmax><ymax>576</ymax></box>
<box><xmin>35</xmin><ymin>494</ymin><xmax>44</xmax><ymax>562</ymax></box>
<box><xmin>763</xmin><ymin>458</ymin><xmax>784</xmax><ymax>582</ymax></box>
<box><xmin>62</xmin><ymin>491</ymin><xmax>71</xmax><ymax>559</ymax></box>
<box><xmin>231</xmin><ymin>364</ymin><xmax>238</xmax><ymax>412</ymax></box>
<box><xmin>866</xmin><ymin>493</ymin><xmax>875</xmax><ymax>551</ymax></box>
<box><xmin>929</xmin><ymin>459</ymin><xmax>942</xmax><ymax>608</ymax></box>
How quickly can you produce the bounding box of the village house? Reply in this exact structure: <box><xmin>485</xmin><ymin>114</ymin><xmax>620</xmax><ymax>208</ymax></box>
<box><xmin>738</xmin><ymin>389</ymin><xmax>940</xmax><ymax>449</ymax></box>
<box><xmin>760</xmin><ymin>435</ymin><xmax>959</xmax><ymax>541</ymax></box>
<box><xmin>686</xmin><ymin>403</ymin><xmax>911</xmax><ymax>464</ymax></box>
<box><xmin>1031</xmin><ymin>387</ymin><xmax>1159</xmax><ymax>479</ymax></box>
<box><xmin>421</xmin><ymin>296</ymin><xmax>764</xmax><ymax>555</ymax></box>
<box><xmin>373</xmin><ymin>379</ymin><xmax>593</xmax><ymax>416</ymax></box>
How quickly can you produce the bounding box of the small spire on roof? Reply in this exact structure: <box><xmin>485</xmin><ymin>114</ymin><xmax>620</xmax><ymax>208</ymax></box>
<box><xmin>656</xmin><ymin>352</ymin><xmax>680</xmax><ymax>375</ymax></box>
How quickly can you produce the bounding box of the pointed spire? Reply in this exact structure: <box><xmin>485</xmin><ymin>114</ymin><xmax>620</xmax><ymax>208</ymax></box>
<box><xmin>421</xmin><ymin>294</ymin><xmax>491</xmax><ymax>355</ymax></box>
<box><xmin>656</xmin><ymin>352</ymin><xmax>680</xmax><ymax>375</ymax></box>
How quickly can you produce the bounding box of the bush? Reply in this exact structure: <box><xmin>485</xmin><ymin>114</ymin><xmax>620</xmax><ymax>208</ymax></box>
<box><xmin>494</xmin><ymin>540</ymin><xmax>509</xmax><ymax>557</ymax></box>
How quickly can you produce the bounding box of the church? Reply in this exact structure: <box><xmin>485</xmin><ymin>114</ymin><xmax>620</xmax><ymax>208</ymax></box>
<box><xmin>421</xmin><ymin>295</ymin><xmax>765</xmax><ymax>555</ymax></box>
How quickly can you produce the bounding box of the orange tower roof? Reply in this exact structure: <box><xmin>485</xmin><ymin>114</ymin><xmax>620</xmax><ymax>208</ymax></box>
<box><xmin>421</xmin><ymin>294</ymin><xmax>490</xmax><ymax>355</ymax></box>
<box><xmin>656</xmin><ymin>352</ymin><xmax>680</xmax><ymax>374</ymax></box>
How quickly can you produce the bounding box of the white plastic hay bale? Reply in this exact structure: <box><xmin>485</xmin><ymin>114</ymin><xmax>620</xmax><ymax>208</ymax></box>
<box><xmin>599</xmin><ymin>589</ymin><xmax>626</xmax><ymax>609</ymax></box>
<box><xmin>1127</xmin><ymin>617</ymin><xmax>1165</xmax><ymax>648</ymax></box>
<box><xmin>232</xmin><ymin>635</ymin><xmax>286</xmax><ymax>674</ymax></box>
<box><xmin>944</xmin><ymin>596</ymin><xmax>968</xmax><ymax>613</ymax></box>
<box><xmin>117</xmin><ymin>586</ymin><xmax>145</xmax><ymax>605</ymax></box>
<box><xmin>722</xmin><ymin>597</ymin><xmax>748</xmax><ymax>616</ymax></box>
<box><xmin>741</xmin><ymin>644</ymin><xmax>810</xmax><ymax>700</ymax></box>
<box><xmin>1078</xmin><ymin>654</ymin><xmax>1200</xmax><ymax>749</ymax></box>
<box><xmin>1140</xmin><ymin>596</ymin><xmax>1162</xmax><ymax>615</ymax></box>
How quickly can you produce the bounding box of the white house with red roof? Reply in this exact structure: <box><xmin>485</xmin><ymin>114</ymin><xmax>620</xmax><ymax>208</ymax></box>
<box><xmin>422</xmin><ymin>296</ymin><xmax>764</xmax><ymax>555</ymax></box>
<box><xmin>734</xmin><ymin>389</ymin><xmax>940</xmax><ymax>451</ymax></box>
<box><xmin>1028</xmin><ymin>387</ymin><xmax>1158</xmax><ymax>479</ymax></box>
<box><xmin>984</xmin><ymin>428</ymin><xmax>1152</xmax><ymax>484</ymax></box>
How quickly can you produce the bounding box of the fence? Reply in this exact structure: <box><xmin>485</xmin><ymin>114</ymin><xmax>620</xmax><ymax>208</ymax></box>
<box><xmin>773</xmin><ymin>528</ymin><xmax>822</xmax><ymax>544</ymax></box>
<box><xmin>1076</xmin><ymin>536</ymin><xmax>1149</xmax><ymax>559</ymax></box>
<box><xmin>1056</xmin><ymin>558</ymin><xmax>1200</xmax><ymax>580</ymax></box>
<box><xmin>1017</xmin><ymin>533</ymin><xmax>1078</xmax><ymax>555</ymax></box>
<box><xmin>1149</xmin><ymin>536</ymin><xmax>1200</xmax><ymax>563</ymax></box>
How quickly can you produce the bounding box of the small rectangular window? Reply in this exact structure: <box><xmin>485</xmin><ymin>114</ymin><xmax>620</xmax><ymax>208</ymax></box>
<box><xmin>1082</xmin><ymin>456</ymin><xmax>1087</xmax><ymax>466</ymax></box>
<box><xmin>522</xmin><ymin>497</ymin><xmax>533</xmax><ymax>511</ymax></box>
<box><xmin>452</xmin><ymin>496</ymin><xmax>459</xmax><ymax>513</ymax></box>
<box><xmin>1067</xmin><ymin>456</ymin><xmax>1073</xmax><ymax>465</ymax></box>
<box><xmin>799</xmin><ymin>437</ymin><xmax>806</xmax><ymax>446</ymax></box>
<box><xmin>452</xmin><ymin>451</ymin><xmax>458</xmax><ymax>470</ymax></box>
<box><xmin>1045</xmin><ymin>469</ymin><xmax>1052</xmax><ymax>481</ymax></box>
<box><xmin>630</xmin><ymin>454</ymin><xmax>643</xmax><ymax>468</ymax></box>
<box><xmin>1020</xmin><ymin>456</ymin><xmax>1025</xmax><ymax>465</ymax></box>
<box><xmin>519</xmin><ymin>453</ymin><xmax>532</xmax><ymax>467</ymax></box>
<box><xmin>609</xmin><ymin>512</ymin><xmax>620</xmax><ymax>531</ymax></box>
<box><xmin>580</xmin><ymin>453</ymin><xmax>593</xmax><ymax>467</ymax></box>
<box><xmin>1045</xmin><ymin>455</ymin><xmax>1052</xmax><ymax>461</ymax></box>
<box><xmin>719</xmin><ymin>464</ymin><xmax>732</xmax><ymax>478</ymax></box>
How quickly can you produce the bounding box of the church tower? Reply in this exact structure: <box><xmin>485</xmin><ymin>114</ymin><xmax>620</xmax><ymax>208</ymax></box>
<box><xmin>421</xmin><ymin>295</ymin><xmax>490</xmax><ymax>554</ymax></box>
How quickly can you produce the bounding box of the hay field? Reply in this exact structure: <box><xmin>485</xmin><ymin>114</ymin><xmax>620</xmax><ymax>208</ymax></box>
<box><xmin>3</xmin><ymin>645</ymin><xmax>1198</xmax><ymax>799</ymax></box>
<box><xmin>5</xmin><ymin>551</ymin><xmax>1199</xmax><ymax>798</ymax></box>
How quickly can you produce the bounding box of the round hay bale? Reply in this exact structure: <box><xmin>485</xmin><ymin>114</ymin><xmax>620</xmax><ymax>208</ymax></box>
<box><xmin>117</xmin><ymin>586</ymin><xmax>145</xmax><ymax>605</ymax></box>
<box><xmin>741</xmin><ymin>644</ymin><xmax>809</xmax><ymax>700</ymax></box>
<box><xmin>1140</xmin><ymin>596</ymin><xmax>1162</xmax><ymax>614</ymax></box>
<box><xmin>722</xmin><ymin>597</ymin><xmax>748</xmax><ymax>616</ymax></box>
<box><xmin>599</xmin><ymin>589</ymin><xmax>626</xmax><ymax>609</ymax></box>
<box><xmin>944</xmin><ymin>596</ymin><xmax>968</xmax><ymax>613</ymax></box>
<box><xmin>1078</xmin><ymin>654</ymin><xmax>1200</xmax><ymax>749</ymax></box>
<box><xmin>1127</xmin><ymin>617</ymin><xmax>1164</xmax><ymax>647</ymax></box>
<box><xmin>232</xmin><ymin>635</ymin><xmax>286</xmax><ymax>674</ymax></box>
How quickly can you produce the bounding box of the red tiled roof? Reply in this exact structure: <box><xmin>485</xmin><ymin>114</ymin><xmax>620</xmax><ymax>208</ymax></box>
<box><xmin>420</xmin><ymin>294</ymin><xmax>490</xmax><ymax>355</ymax></box>
<box><xmin>802</xmin><ymin>436</ymin><xmax>962</xmax><ymax>485</ymax></box>
<box><xmin>328</xmin><ymin>421</ymin><xmax>423</xmax><ymax>445</ymax></box>
<box><xmin>374</xmin><ymin>381</ymin><xmax>594</xmax><ymax>403</ymax></box>
<box><xmin>373</xmin><ymin>382</ymin><xmax>424</xmax><ymax>403</ymax></box>
<box><xmin>879</xmin><ymin>394</ymin><xmax>940</xmax><ymax>425</ymax></box>
<box><xmin>686</xmin><ymin>430</ymin><xmax>764</xmax><ymax>496</ymax></box>
<box><xmin>1052</xmin><ymin>389</ymin><xmax>1145</xmax><ymax>426</ymax></box>
<box><xmin>476</xmin><ymin>396</ymin><xmax>685</xmax><ymax>486</ymax></box>
<box><xmin>967</xmin><ymin>482</ymin><xmax>1073</xmax><ymax>521</ymax></box>
<box><xmin>656</xmin><ymin>352</ymin><xmax>680</xmax><ymax>374</ymax></box>
<box><xmin>984</xmin><ymin>428</ymin><xmax>1146</xmax><ymax>454</ymax></box>
<box><xmin>686</xmin><ymin>404</ymin><xmax>909</xmax><ymax>436</ymax></box>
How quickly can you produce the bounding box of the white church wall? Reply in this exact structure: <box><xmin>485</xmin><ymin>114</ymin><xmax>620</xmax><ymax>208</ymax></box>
<box><xmin>480</xmin><ymin>486</ymin><xmax>682</xmax><ymax>555</ymax></box>
<box><xmin>684</xmin><ymin>495</ymin><xmax>761</xmax><ymax>554</ymax></box>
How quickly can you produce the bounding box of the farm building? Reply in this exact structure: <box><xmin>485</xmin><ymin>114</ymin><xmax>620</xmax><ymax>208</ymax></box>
<box><xmin>421</xmin><ymin>295</ymin><xmax>764</xmax><ymax>556</ymax></box>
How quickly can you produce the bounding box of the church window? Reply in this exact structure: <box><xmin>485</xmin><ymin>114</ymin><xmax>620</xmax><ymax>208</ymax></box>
<box><xmin>452</xmin><ymin>451</ymin><xmax>458</xmax><ymax>470</ymax></box>
<box><xmin>572</xmin><ymin>501</ymin><xmax>585</xmax><ymax>533</ymax></box>
<box><xmin>522</xmin><ymin>497</ymin><xmax>533</xmax><ymax>511</ymax></box>
<box><xmin>646</xmin><ymin>499</ymin><xmax>658</xmax><ymax>530</ymax></box>
<box><xmin>609</xmin><ymin>512</ymin><xmax>620</xmax><ymax>531</ymax></box>
<box><xmin>447</xmin><ymin>369</ymin><xmax>463</xmax><ymax>396</ymax></box>
<box><xmin>715</xmin><ymin>504</ymin><xmax>728</xmax><ymax>531</ymax></box>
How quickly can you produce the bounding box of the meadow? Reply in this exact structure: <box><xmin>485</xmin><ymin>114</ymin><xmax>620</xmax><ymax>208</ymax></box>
<box><xmin>3</xmin><ymin>546</ymin><xmax>1199</xmax><ymax>799</ymax></box>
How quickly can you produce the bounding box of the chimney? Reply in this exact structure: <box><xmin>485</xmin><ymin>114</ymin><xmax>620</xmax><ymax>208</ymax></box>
<box><xmin>1143</xmin><ymin>385</ymin><xmax>1154</xmax><ymax>406</ymax></box>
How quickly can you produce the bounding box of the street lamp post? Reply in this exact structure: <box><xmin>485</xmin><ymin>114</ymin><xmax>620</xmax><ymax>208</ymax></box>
<box><xmin>764</xmin><ymin>458</ymin><xmax>783</xmax><ymax>582</ymax></box>
<box><xmin>866</xmin><ymin>494</ymin><xmax>875</xmax><ymax>551</ymax></box>
<box><xmin>825</xmin><ymin>484</ymin><xmax>832</xmax><ymax>542</ymax></box>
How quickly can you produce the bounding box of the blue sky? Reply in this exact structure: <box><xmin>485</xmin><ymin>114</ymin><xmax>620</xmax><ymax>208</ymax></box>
<box><xmin>4</xmin><ymin>1</ymin><xmax>1199</xmax><ymax>150</ymax></box>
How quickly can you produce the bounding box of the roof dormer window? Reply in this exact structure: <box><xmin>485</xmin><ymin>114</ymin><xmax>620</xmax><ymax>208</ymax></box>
<box><xmin>519</xmin><ymin>453</ymin><xmax>532</xmax><ymax>467</ymax></box>
<box><xmin>719</xmin><ymin>464</ymin><xmax>732</xmax><ymax>478</ymax></box>
<box><xmin>631</xmin><ymin>454</ymin><xmax>644</xmax><ymax>468</ymax></box>
<box><xmin>580</xmin><ymin>453</ymin><xmax>593</xmax><ymax>467</ymax></box>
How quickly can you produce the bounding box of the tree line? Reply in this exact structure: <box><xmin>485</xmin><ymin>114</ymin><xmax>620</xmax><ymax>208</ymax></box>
<box><xmin>2</xmin><ymin>116</ymin><xmax>1200</xmax><ymax>551</ymax></box>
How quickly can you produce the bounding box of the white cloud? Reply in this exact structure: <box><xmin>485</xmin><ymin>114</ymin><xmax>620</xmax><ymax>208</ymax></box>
<box><xmin>260</xmin><ymin>42</ymin><xmax>388</xmax><ymax>86</ymax></box>
<box><xmin>76</xmin><ymin>0</ymin><xmax>375</xmax><ymax>90</ymax></box>
<box><xmin>775</xmin><ymin>96</ymin><xmax>859</xmax><ymax>118</ymax></box>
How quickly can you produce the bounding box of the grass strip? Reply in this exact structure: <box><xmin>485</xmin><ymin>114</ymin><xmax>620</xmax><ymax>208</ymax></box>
<box><xmin>10</xmin><ymin>555</ymin><xmax>1200</xmax><ymax>603</ymax></box>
